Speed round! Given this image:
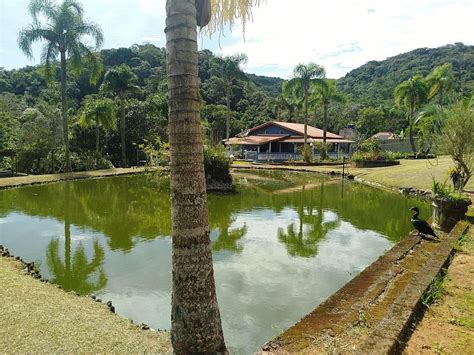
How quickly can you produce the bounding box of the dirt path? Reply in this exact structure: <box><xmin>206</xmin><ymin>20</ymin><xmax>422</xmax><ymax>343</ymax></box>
<box><xmin>0</xmin><ymin>254</ymin><xmax>171</xmax><ymax>353</ymax></box>
<box><xmin>404</xmin><ymin>226</ymin><xmax>474</xmax><ymax>354</ymax></box>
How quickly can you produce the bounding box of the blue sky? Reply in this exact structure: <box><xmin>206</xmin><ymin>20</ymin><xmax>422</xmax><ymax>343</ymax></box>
<box><xmin>1</xmin><ymin>0</ymin><xmax>473</xmax><ymax>79</ymax></box>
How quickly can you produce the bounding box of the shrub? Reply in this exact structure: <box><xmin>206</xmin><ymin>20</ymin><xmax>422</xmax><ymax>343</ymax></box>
<box><xmin>204</xmin><ymin>146</ymin><xmax>232</xmax><ymax>183</ymax></box>
<box><xmin>138</xmin><ymin>137</ymin><xmax>170</xmax><ymax>167</ymax></box>
<box><xmin>352</xmin><ymin>138</ymin><xmax>394</xmax><ymax>162</ymax></box>
<box><xmin>431</xmin><ymin>178</ymin><xmax>469</xmax><ymax>201</ymax></box>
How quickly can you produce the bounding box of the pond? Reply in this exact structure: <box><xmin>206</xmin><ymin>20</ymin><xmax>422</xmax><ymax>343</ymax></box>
<box><xmin>0</xmin><ymin>170</ymin><xmax>430</xmax><ymax>354</ymax></box>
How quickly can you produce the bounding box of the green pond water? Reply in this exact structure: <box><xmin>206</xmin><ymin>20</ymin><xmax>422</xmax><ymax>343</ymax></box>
<box><xmin>0</xmin><ymin>170</ymin><xmax>430</xmax><ymax>353</ymax></box>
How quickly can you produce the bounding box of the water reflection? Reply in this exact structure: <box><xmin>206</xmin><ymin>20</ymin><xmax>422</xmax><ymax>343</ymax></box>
<box><xmin>44</xmin><ymin>182</ymin><xmax>107</xmax><ymax>294</ymax></box>
<box><xmin>47</xmin><ymin>239</ymin><xmax>107</xmax><ymax>295</ymax></box>
<box><xmin>0</xmin><ymin>171</ymin><xmax>432</xmax><ymax>353</ymax></box>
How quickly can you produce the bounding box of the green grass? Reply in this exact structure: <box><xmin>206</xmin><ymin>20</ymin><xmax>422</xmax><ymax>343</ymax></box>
<box><xmin>422</xmin><ymin>272</ymin><xmax>447</xmax><ymax>306</ymax></box>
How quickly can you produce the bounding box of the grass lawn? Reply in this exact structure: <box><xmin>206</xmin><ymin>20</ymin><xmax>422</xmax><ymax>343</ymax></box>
<box><xmin>0</xmin><ymin>257</ymin><xmax>171</xmax><ymax>353</ymax></box>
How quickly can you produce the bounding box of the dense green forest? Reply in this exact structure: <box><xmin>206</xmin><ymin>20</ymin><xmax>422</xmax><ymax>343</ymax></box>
<box><xmin>1</xmin><ymin>42</ymin><xmax>473</xmax><ymax>173</ymax></box>
<box><xmin>337</xmin><ymin>43</ymin><xmax>474</xmax><ymax>105</ymax></box>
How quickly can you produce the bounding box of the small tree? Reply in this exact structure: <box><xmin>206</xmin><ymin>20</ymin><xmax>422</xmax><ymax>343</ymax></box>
<box><xmin>101</xmin><ymin>65</ymin><xmax>140</xmax><ymax>167</ymax></box>
<box><xmin>79</xmin><ymin>96</ymin><xmax>116</xmax><ymax>168</ymax></box>
<box><xmin>439</xmin><ymin>97</ymin><xmax>474</xmax><ymax>190</ymax></box>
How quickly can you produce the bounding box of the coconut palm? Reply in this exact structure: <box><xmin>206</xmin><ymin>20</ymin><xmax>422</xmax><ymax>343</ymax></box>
<box><xmin>79</xmin><ymin>95</ymin><xmax>116</xmax><ymax>168</ymax></box>
<box><xmin>18</xmin><ymin>0</ymin><xmax>103</xmax><ymax>172</ymax></box>
<box><xmin>312</xmin><ymin>79</ymin><xmax>345</xmax><ymax>158</ymax></box>
<box><xmin>394</xmin><ymin>75</ymin><xmax>429</xmax><ymax>153</ymax></box>
<box><xmin>101</xmin><ymin>65</ymin><xmax>140</xmax><ymax>167</ymax></box>
<box><xmin>165</xmin><ymin>0</ymin><xmax>262</xmax><ymax>352</ymax></box>
<box><xmin>280</xmin><ymin>80</ymin><xmax>303</xmax><ymax>122</ymax></box>
<box><xmin>426</xmin><ymin>63</ymin><xmax>454</xmax><ymax>105</ymax></box>
<box><xmin>211</xmin><ymin>54</ymin><xmax>248</xmax><ymax>142</ymax></box>
<box><xmin>286</xmin><ymin>63</ymin><xmax>326</xmax><ymax>161</ymax></box>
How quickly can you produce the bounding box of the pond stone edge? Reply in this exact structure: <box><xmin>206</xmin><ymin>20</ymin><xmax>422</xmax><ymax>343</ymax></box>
<box><xmin>0</xmin><ymin>244</ymin><xmax>163</xmax><ymax>334</ymax></box>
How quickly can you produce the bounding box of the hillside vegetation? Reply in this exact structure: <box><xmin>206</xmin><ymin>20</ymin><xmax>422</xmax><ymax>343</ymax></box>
<box><xmin>1</xmin><ymin>42</ymin><xmax>473</xmax><ymax>172</ymax></box>
<box><xmin>337</xmin><ymin>43</ymin><xmax>474</xmax><ymax>105</ymax></box>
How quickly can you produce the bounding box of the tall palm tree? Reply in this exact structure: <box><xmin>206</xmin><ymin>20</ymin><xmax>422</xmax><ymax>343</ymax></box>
<box><xmin>394</xmin><ymin>75</ymin><xmax>428</xmax><ymax>153</ymax></box>
<box><xmin>286</xmin><ymin>63</ymin><xmax>326</xmax><ymax>160</ymax></box>
<box><xmin>165</xmin><ymin>0</ymin><xmax>262</xmax><ymax>352</ymax></box>
<box><xmin>280</xmin><ymin>80</ymin><xmax>303</xmax><ymax>122</ymax></box>
<box><xmin>313</xmin><ymin>79</ymin><xmax>346</xmax><ymax>144</ymax></box>
<box><xmin>18</xmin><ymin>0</ymin><xmax>103</xmax><ymax>172</ymax></box>
<box><xmin>101</xmin><ymin>65</ymin><xmax>140</xmax><ymax>167</ymax></box>
<box><xmin>426</xmin><ymin>63</ymin><xmax>454</xmax><ymax>105</ymax></box>
<box><xmin>79</xmin><ymin>95</ymin><xmax>116</xmax><ymax>168</ymax></box>
<box><xmin>211</xmin><ymin>54</ymin><xmax>248</xmax><ymax>142</ymax></box>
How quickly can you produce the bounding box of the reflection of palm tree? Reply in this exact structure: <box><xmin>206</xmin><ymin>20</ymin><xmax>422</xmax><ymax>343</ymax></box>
<box><xmin>278</xmin><ymin>182</ymin><xmax>339</xmax><ymax>257</ymax></box>
<box><xmin>212</xmin><ymin>224</ymin><xmax>248</xmax><ymax>253</ymax></box>
<box><xmin>47</xmin><ymin>181</ymin><xmax>107</xmax><ymax>295</ymax></box>
<box><xmin>47</xmin><ymin>238</ymin><xmax>107</xmax><ymax>295</ymax></box>
<box><xmin>278</xmin><ymin>223</ymin><xmax>318</xmax><ymax>258</ymax></box>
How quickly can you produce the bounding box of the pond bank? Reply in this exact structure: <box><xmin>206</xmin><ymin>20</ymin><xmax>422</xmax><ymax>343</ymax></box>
<box><xmin>262</xmin><ymin>221</ymin><xmax>470</xmax><ymax>353</ymax></box>
<box><xmin>0</xmin><ymin>167</ymin><xmax>158</xmax><ymax>190</ymax></box>
<box><xmin>0</xmin><ymin>246</ymin><xmax>171</xmax><ymax>353</ymax></box>
<box><xmin>404</xmin><ymin>225</ymin><xmax>474</xmax><ymax>354</ymax></box>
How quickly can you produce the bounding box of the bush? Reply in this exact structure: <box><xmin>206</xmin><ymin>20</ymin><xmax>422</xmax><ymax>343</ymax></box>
<box><xmin>352</xmin><ymin>138</ymin><xmax>394</xmax><ymax>162</ymax></box>
<box><xmin>204</xmin><ymin>146</ymin><xmax>232</xmax><ymax>183</ymax></box>
<box><xmin>431</xmin><ymin>178</ymin><xmax>469</xmax><ymax>201</ymax></box>
<box><xmin>138</xmin><ymin>137</ymin><xmax>170</xmax><ymax>167</ymax></box>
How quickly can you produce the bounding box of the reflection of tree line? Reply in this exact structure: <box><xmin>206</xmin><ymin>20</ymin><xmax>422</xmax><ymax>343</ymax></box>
<box><xmin>0</xmin><ymin>174</ymin><xmax>429</xmax><ymax>261</ymax></box>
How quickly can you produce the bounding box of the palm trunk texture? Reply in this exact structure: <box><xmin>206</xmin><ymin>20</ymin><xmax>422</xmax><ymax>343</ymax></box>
<box><xmin>226</xmin><ymin>84</ymin><xmax>231</xmax><ymax>142</ymax></box>
<box><xmin>60</xmin><ymin>51</ymin><xmax>72</xmax><ymax>172</ymax></box>
<box><xmin>165</xmin><ymin>0</ymin><xmax>227</xmax><ymax>353</ymax></box>
<box><xmin>120</xmin><ymin>95</ymin><xmax>127</xmax><ymax>167</ymax></box>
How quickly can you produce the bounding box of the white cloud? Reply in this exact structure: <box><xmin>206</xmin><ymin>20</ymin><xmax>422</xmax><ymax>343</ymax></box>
<box><xmin>214</xmin><ymin>0</ymin><xmax>474</xmax><ymax>78</ymax></box>
<box><xmin>1</xmin><ymin>0</ymin><xmax>473</xmax><ymax>77</ymax></box>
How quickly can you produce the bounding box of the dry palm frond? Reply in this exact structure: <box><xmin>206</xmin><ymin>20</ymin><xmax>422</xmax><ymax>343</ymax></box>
<box><xmin>205</xmin><ymin>0</ymin><xmax>266</xmax><ymax>38</ymax></box>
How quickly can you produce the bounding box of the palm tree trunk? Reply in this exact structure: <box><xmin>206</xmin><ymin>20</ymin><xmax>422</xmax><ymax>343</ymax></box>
<box><xmin>95</xmin><ymin>120</ymin><xmax>100</xmax><ymax>169</ymax></box>
<box><xmin>226</xmin><ymin>84</ymin><xmax>231</xmax><ymax>143</ymax></box>
<box><xmin>323</xmin><ymin>103</ymin><xmax>328</xmax><ymax>143</ymax></box>
<box><xmin>165</xmin><ymin>0</ymin><xmax>227</xmax><ymax>353</ymax></box>
<box><xmin>60</xmin><ymin>51</ymin><xmax>72</xmax><ymax>172</ymax></box>
<box><xmin>322</xmin><ymin>103</ymin><xmax>329</xmax><ymax>160</ymax></box>
<box><xmin>303</xmin><ymin>88</ymin><xmax>308</xmax><ymax>147</ymax></box>
<box><xmin>120</xmin><ymin>94</ymin><xmax>127</xmax><ymax>167</ymax></box>
<box><xmin>409</xmin><ymin>100</ymin><xmax>417</xmax><ymax>153</ymax></box>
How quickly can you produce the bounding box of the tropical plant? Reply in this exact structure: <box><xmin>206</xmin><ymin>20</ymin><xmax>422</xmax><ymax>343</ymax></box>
<box><xmin>18</xmin><ymin>0</ymin><xmax>103</xmax><ymax>172</ymax></box>
<box><xmin>312</xmin><ymin>79</ymin><xmax>345</xmax><ymax>159</ymax></box>
<box><xmin>414</xmin><ymin>103</ymin><xmax>446</xmax><ymax>156</ymax></box>
<box><xmin>426</xmin><ymin>63</ymin><xmax>454</xmax><ymax>105</ymax></box>
<box><xmin>101</xmin><ymin>64</ymin><xmax>140</xmax><ymax>167</ymax></box>
<box><xmin>286</xmin><ymin>63</ymin><xmax>326</xmax><ymax>162</ymax></box>
<box><xmin>438</xmin><ymin>97</ymin><xmax>474</xmax><ymax>190</ymax></box>
<box><xmin>211</xmin><ymin>53</ymin><xmax>248</xmax><ymax>142</ymax></box>
<box><xmin>79</xmin><ymin>96</ymin><xmax>116</xmax><ymax>168</ymax></box>
<box><xmin>394</xmin><ymin>75</ymin><xmax>429</xmax><ymax>153</ymax></box>
<box><xmin>204</xmin><ymin>145</ymin><xmax>232</xmax><ymax>184</ymax></box>
<box><xmin>164</xmin><ymin>0</ymin><xmax>263</xmax><ymax>352</ymax></box>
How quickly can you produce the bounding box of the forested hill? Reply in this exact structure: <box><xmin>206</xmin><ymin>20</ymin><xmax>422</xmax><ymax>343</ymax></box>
<box><xmin>336</xmin><ymin>43</ymin><xmax>474</xmax><ymax>105</ymax></box>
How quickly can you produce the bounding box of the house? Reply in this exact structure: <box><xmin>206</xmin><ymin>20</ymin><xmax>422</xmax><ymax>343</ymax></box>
<box><xmin>225</xmin><ymin>121</ymin><xmax>353</xmax><ymax>162</ymax></box>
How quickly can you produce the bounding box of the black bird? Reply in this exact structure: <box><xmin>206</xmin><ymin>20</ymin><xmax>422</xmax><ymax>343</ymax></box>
<box><xmin>410</xmin><ymin>206</ymin><xmax>438</xmax><ymax>239</ymax></box>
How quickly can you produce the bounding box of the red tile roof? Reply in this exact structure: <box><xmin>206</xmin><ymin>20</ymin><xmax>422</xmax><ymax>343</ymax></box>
<box><xmin>248</xmin><ymin>121</ymin><xmax>343</xmax><ymax>139</ymax></box>
<box><xmin>224</xmin><ymin>135</ymin><xmax>287</xmax><ymax>145</ymax></box>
